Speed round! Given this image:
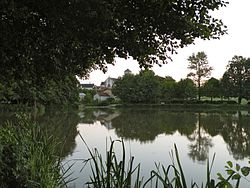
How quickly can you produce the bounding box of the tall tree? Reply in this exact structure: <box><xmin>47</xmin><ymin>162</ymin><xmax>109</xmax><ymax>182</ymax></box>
<box><xmin>223</xmin><ymin>56</ymin><xmax>250</xmax><ymax>104</ymax></box>
<box><xmin>187</xmin><ymin>52</ymin><xmax>213</xmax><ymax>100</ymax></box>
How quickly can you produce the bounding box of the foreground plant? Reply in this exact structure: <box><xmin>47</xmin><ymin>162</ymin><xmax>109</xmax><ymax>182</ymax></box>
<box><xmin>0</xmin><ymin>114</ymin><xmax>68</xmax><ymax>188</ymax></box>
<box><xmin>81</xmin><ymin>137</ymin><xmax>250</xmax><ymax>188</ymax></box>
<box><xmin>79</xmin><ymin>135</ymin><xmax>143</xmax><ymax>188</ymax></box>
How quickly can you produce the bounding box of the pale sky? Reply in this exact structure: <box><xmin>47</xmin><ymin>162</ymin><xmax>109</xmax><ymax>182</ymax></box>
<box><xmin>81</xmin><ymin>0</ymin><xmax>250</xmax><ymax>85</ymax></box>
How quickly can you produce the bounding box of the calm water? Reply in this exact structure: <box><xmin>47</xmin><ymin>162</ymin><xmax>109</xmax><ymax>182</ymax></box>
<box><xmin>1</xmin><ymin>108</ymin><xmax>250</xmax><ymax>187</ymax></box>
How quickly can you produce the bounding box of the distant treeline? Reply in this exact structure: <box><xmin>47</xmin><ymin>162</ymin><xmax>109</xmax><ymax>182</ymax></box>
<box><xmin>112</xmin><ymin>55</ymin><xmax>250</xmax><ymax>105</ymax></box>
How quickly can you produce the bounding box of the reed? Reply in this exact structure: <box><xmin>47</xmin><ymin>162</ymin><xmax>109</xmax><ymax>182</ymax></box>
<box><xmin>0</xmin><ymin>114</ymin><xmax>67</xmax><ymax>188</ymax></box>
<box><xmin>80</xmin><ymin>137</ymin><xmax>250</xmax><ymax>188</ymax></box>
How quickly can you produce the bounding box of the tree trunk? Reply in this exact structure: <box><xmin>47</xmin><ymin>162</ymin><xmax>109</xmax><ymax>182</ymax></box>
<box><xmin>198</xmin><ymin>78</ymin><xmax>201</xmax><ymax>101</ymax></box>
<box><xmin>238</xmin><ymin>96</ymin><xmax>242</xmax><ymax>104</ymax></box>
<box><xmin>198</xmin><ymin>86</ymin><xmax>201</xmax><ymax>101</ymax></box>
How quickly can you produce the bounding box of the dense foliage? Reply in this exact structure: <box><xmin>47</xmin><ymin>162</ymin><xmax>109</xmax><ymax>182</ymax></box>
<box><xmin>112</xmin><ymin>70</ymin><xmax>197</xmax><ymax>103</ymax></box>
<box><xmin>0</xmin><ymin>75</ymin><xmax>79</xmax><ymax>106</ymax></box>
<box><xmin>113</xmin><ymin>54</ymin><xmax>250</xmax><ymax>104</ymax></box>
<box><xmin>221</xmin><ymin>56</ymin><xmax>250</xmax><ymax>104</ymax></box>
<box><xmin>1</xmin><ymin>0</ymin><xmax>228</xmax><ymax>105</ymax></box>
<box><xmin>201</xmin><ymin>77</ymin><xmax>221</xmax><ymax>101</ymax></box>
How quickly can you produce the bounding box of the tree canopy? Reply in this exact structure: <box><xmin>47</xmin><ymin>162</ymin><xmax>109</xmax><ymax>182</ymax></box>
<box><xmin>222</xmin><ymin>56</ymin><xmax>250</xmax><ymax>104</ymax></box>
<box><xmin>187</xmin><ymin>51</ymin><xmax>213</xmax><ymax>100</ymax></box>
<box><xmin>202</xmin><ymin>77</ymin><xmax>221</xmax><ymax>101</ymax></box>
<box><xmin>1</xmin><ymin>0</ymin><xmax>228</xmax><ymax>77</ymax></box>
<box><xmin>0</xmin><ymin>0</ymin><xmax>228</xmax><ymax>104</ymax></box>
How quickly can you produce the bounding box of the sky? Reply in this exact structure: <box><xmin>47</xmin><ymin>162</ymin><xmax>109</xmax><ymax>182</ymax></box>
<box><xmin>81</xmin><ymin>0</ymin><xmax>250</xmax><ymax>86</ymax></box>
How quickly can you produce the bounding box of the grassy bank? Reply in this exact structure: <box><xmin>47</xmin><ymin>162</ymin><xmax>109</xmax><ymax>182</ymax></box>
<box><xmin>119</xmin><ymin>103</ymin><xmax>250</xmax><ymax>111</ymax></box>
<box><xmin>81</xmin><ymin>103</ymin><xmax>250</xmax><ymax>113</ymax></box>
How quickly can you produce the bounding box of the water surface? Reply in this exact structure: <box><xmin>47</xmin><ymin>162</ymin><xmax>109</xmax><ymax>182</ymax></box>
<box><xmin>1</xmin><ymin>107</ymin><xmax>250</xmax><ymax>187</ymax></box>
<box><xmin>63</xmin><ymin>108</ymin><xmax>250</xmax><ymax>187</ymax></box>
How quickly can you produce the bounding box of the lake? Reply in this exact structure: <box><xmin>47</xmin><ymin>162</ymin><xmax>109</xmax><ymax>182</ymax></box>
<box><xmin>1</xmin><ymin>107</ymin><xmax>250</xmax><ymax>187</ymax></box>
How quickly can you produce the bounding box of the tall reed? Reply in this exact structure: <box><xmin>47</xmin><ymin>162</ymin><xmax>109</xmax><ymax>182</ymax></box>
<box><xmin>0</xmin><ymin>114</ymin><xmax>67</xmax><ymax>188</ymax></box>
<box><xmin>80</xmin><ymin>137</ymin><xmax>250</xmax><ymax>188</ymax></box>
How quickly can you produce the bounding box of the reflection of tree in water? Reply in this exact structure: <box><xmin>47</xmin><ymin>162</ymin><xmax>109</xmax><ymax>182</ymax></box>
<box><xmin>0</xmin><ymin>109</ymin><xmax>80</xmax><ymax>159</ymax></box>
<box><xmin>189</xmin><ymin>111</ymin><xmax>250</xmax><ymax>161</ymax></box>
<box><xmin>78</xmin><ymin>108</ymin><xmax>250</xmax><ymax>160</ymax></box>
<box><xmin>36</xmin><ymin>109</ymin><xmax>80</xmax><ymax>158</ymax></box>
<box><xmin>111</xmin><ymin>109</ymin><xmax>197</xmax><ymax>143</ymax></box>
<box><xmin>188</xmin><ymin>113</ymin><xmax>213</xmax><ymax>163</ymax></box>
<box><xmin>220</xmin><ymin>111</ymin><xmax>250</xmax><ymax>160</ymax></box>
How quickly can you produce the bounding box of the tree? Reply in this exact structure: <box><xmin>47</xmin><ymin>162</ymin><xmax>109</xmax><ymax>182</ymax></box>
<box><xmin>112</xmin><ymin>70</ymin><xmax>160</xmax><ymax>103</ymax></box>
<box><xmin>220</xmin><ymin>72</ymin><xmax>234</xmax><ymax>100</ymax></box>
<box><xmin>137</xmin><ymin>70</ymin><xmax>161</xmax><ymax>103</ymax></box>
<box><xmin>202</xmin><ymin>77</ymin><xmax>220</xmax><ymax>101</ymax></box>
<box><xmin>175</xmin><ymin>78</ymin><xmax>197</xmax><ymax>100</ymax></box>
<box><xmin>160</xmin><ymin>76</ymin><xmax>177</xmax><ymax>102</ymax></box>
<box><xmin>112</xmin><ymin>74</ymin><xmax>138</xmax><ymax>103</ymax></box>
<box><xmin>222</xmin><ymin>56</ymin><xmax>250</xmax><ymax>104</ymax></box>
<box><xmin>1</xmin><ymin>0</ymin><xmax>228</xmax><ymax>104</ymax></box>
<box><xmin>187</xmin><ymin>52</ymin><xmax>213</xmax><ymax>100</ymax></box>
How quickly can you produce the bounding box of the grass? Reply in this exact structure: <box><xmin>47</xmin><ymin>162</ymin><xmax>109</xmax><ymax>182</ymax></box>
<box><xmin>0</xmin><ymin>114</ymin><xmax>69</xmax><ymax>188</ymax></box>
<box><xmin>80</xmin><ymin>137</ymin><xmax>250</xmax><ymax>188</ymax></box>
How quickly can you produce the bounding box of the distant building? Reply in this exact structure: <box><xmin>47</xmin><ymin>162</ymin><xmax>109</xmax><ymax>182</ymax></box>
<box><xmin>93</xmin><ymin>88</ymin><xmax>115</xmax><ymax>102</ymax></box>
<box><xmin>79</xmin><ymin>93</ymin><xmax>86</xmax><ymax>100</ymax></box>
<box><xmin>94</xmin><ymin>92</ymin><xmax>111</xmax><ymax>102</ymax></box>
<box><xmin>100</xmin><ymin>77</ymin><xmax>116</xmax><ymax>88</ymax></box>
<box><xmin>80</xmin><ymin>83</ymin><xmax>95</xmax><ymax>90</ymax></box>
<box><xmin>124</xmin><ymin>69</ymin><xmax>132</xmax><ymax>75</ymax></box>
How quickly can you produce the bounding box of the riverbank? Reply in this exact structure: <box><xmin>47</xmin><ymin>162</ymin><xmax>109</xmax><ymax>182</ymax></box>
<box><xmin>81</xmin><ymin>103</ymin><xmax>250</xmax><ymax>112</ymax></box>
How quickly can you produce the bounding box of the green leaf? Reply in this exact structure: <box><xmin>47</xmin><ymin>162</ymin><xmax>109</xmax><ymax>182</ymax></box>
<box><xmin>236</xmin><ymin>164</ymin><xmax>240</xmax><ymax>171</ymax></box>
<box><xmin>232</xmin><ymin>174</ymin><xmax>241</xmax><ymax>180</ymax></box>
<box><xmin>226</xmin><ymin>169</ymin><xmax>234</xmax><ymax>175</ymax></box>
<box><xmin>224</xmin><ymin>182</ymin><xmax>233</xmax><ymax>188</ymax></box>
<box><xmin>241</xmin><ymin>167</ymin><xmax>250</xmax><ymax>176</ymax></box>
<box><xmin>217</xmin><ymin>173</ymin><xmax>225</xmax><ymax>181</ymax></box>
<box><xmin>227</xmin><ymin>161</ymin><xmax>233</xmax><ymax>168</ymax></box>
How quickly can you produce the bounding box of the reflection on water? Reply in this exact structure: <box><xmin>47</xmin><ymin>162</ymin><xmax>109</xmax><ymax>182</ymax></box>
<box><xmin>0</xmin><ymin>109</ymin><xmax>80</xmax><ymax>158</ymax></box>
<box><xmin>1</xmin><ymin>108</ymin><xmax>250</xmax><ymax>187</ymax></box>
<box><xmin>79</xmin><ymin>108</ymin><xmax>250</xmax><ymax>162</ymax></box>
<box><xmin>66</xmin><ymin>108</ymin><xmax>250</xmax><ymax>187</ymax></box>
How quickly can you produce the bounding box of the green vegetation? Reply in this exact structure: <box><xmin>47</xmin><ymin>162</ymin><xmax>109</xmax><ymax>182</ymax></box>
<box><xmin>1</xmin><ymin>0</ymin><xmax>228</xmax><ymax>106</ymax></box>
<box><xmin>221</xmin><ymin>56</ymin><xmax>250</xmax><ymax>104</ymax></box>
<box><xmin>112</xmin><ymin>66</ymin><xmax>250</xmax><ymax>105</ymax></box>
<box><xmin>0</xmin><ymin>114</ymin><xmax>68</xmax><ymax>188</ymax></box>
<box><xmin>81</xmin><ymin>139</ymin><xmax>250</xmax><ymax>188</ymax></box>
<box><xmin>0</xmin><ymin>74</ymin><xmax>80</xmax><ymax>107</ymax></box>
<box><xmin>201</xmin><ymin>78</ymin><xmax>221</xmax><ymax>101</ymax></box>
